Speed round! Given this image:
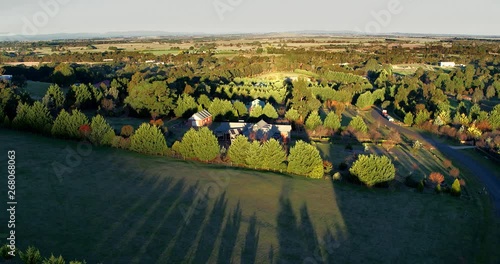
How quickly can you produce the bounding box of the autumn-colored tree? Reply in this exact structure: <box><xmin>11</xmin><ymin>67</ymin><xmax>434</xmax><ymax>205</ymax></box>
<box><xmin>429</xmin><ymin>172</ymin><xmax>445</xmax><ymax>185</ymax></box>
<box><xmin>443</xmin><ymin>159</ymin><xmax>452</xmax><ymax>169</ymax></box>
<box><xmin>449</xmin><ymin>168</ymin><xmax>460</xmax><ymax>178</ymax></box>
<box><xmin>120</xmin><ymin>125</ymin><xmax>134</xmax><ymax>138</ymax></box>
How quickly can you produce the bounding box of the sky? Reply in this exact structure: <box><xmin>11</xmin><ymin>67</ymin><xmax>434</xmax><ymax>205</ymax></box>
<box><xmin>0</xmin><ymin>0</ymin><xmax>499</xmax><ymax>36</ymax></box>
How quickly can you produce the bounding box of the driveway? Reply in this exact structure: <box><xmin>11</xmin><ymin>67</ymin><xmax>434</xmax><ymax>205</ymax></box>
<box><xmin>370</xmin><ymin>107</ymin><xmax>500</xmax><ymax>216</ymax></box>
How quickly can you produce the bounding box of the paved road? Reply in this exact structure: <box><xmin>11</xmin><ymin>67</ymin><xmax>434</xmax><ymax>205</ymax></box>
<box><xmin>370</xmin><ymin>108</ymin><xmax>500</xmax><ymax>216</ymax></box>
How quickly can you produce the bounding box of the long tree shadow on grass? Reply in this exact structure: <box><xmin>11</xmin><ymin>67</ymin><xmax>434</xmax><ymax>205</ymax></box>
<box><xmin>217</xmin><ymin>202</ymin><xmax>242</xmax><ymax>264</ymax></box>
<box><xmin>276</xmin><ymin>189</ymin><xmax>325</xmax><ymax>263</ymax></box>
<box><xmin>241</xmin><ymin>213</ymin><xmax>260</xmax><ymax>264</ymax></box>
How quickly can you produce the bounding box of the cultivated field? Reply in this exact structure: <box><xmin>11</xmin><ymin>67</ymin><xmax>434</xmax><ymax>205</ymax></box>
<box><xmin>0</xmin><ymin>129</ymin><xmax>497</xmax><ymax>263</ymax></box>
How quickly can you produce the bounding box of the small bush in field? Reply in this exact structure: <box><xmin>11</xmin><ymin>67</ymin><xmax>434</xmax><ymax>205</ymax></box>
<box><xmin>429</xmin><ymin>172</ymin><xmax>445</xmax><ymax>185</ymax></box>
<box><xmin>417</xmin><ymin>181</ymin><xmax>424</xmax><ymax>192</ymax></box>
<box><xmin>451</xmin><ymin>179</ymin><xmax>461</xmax><ymax>197</ymax></box>
<box><xmin>120</xmin><ymin>125</ymin><xmax>134</xmax><ymax>137</ymax></box>
<box><xmin>450</xmin><ymin>168</ymin><xmax>460</xmax><ymax>178</ymax></box>
<box><xmin>435</xmin><ymin>184</ymin><xmax>442</xmax><ymax>194</ymax></box>
<box><xmin>442</xmin><ymin>159</ymin><xmax>452</xmax><ymax>168</ymax></box>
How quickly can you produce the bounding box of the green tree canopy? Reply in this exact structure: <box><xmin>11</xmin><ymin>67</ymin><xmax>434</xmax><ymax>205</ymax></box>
<box><xmin>12</xmin><ymin>101</ymin><xmax>52</xmax><ymax>134</ymax></box>
<box><xmin>228</xmin><ymin>135</ymin><xmax>251</xmax><ymax>165</ymax></box>
<box><xmin>125</xmin><ymin>81</ymin><xmax>175</xmax><ymax>116</ymax></box>
<box><xmin>51</xmin><ymin>109</ymin><xmax>89</xmax><ymax>139</ymax></box>
<box><xmin>285</xmin><ymin>108</ymin><xmax>300</xmax><ymax>122</ymax></box>
<box><xmin>233</xmin><ymin>101</ymin><xmax>248</xmax><ymax>117</ymax></box>
<box><xmin>177</xmin><ymin>127</ymin><xmax>220</xmax><ymax>161</ymax></box>
<box><xmin>130</xmin><ymin>123</ymin><xmax>168</xmax><ymax>155</ymax></box>
<box><xmin>249</xmin><ymin>105</ymin><xmax>263</xmax><ymax>118</ymax></box>
<box><xmin>349</xmin><ymin>154</ymin><xmax>395</xmax><ymax>187</ymax></box>
<box><xmin>260</xmin><ymin>139</ymin><xmax>287</xmax><ymax>170</ymax></box>
<box><xmin>262</xmin><ymin>103</ymin><xmax>279</xmax><ymax>119</ymax></box>
<box><xmin>42</xmin><ymin>84</ymin><xmax>65</xmax><ymax>111</ymax></box>
<box><xmin>324</xmin><ymin>112</ymin><xmax>342</xmax><ymax>131</ymax></box>
<box><xmin>404</xmin><ymin>112</ymin><xmax>414</xmax><ymax>126</ymax></box>
<box><xmin>305</xmin><ymin>111</ymin><xmax>322</xmax><ymax>130</ymax></box>
<box><xmin>348</xmin><ymin>116</ymin><xmax>368</xmax><ymax>133</ymax></box>
<box><xmin>174</xmin><ymin>94</ymin><xmax>197</xmax><ymax>117</ymax></box>
<box><xmin>89</xmin><ymin>115</ymin><xmax>115</xmax><ymax>146</ymax></box>
<box><xmin>287</xmin><ymin>140</ymin><xmax>324</xmax><ymax>179</ymax></box>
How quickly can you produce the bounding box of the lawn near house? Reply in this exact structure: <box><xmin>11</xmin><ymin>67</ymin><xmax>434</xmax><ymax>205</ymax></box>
<box><xmin>0</xmin><ymin>129</ymin><xmax>497</xmax><ymax>263</ymax></box>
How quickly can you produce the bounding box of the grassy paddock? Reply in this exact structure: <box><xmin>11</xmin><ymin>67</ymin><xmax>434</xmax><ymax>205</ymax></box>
<box><xmin>0</xmin><ymin>129</ymin><xmax>496</xmax><ymax>263</ymax></box>
<box><xmin>24</xmin><ymin>81</ymin><xmax>51</xmax><ymax>100</ymax></box>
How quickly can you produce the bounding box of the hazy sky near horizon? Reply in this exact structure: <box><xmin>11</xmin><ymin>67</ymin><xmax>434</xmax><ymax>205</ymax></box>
<box><xmin>0</xmin><ymin>0</ymin><xmax>499</xmax><ymax>36</ymax></box>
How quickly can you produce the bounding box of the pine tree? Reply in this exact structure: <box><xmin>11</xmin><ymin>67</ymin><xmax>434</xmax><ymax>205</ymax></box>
<box><xmin>404</xmin><ymin>112</ymin><xmax>414</xmax><ymax>126</ymax></box>
<box><xmin>177</xmin><ymin>128</ymin><xmax>198</xmax><ymax>159</ymax></box>
<box><xmin>42</xmin><ymin>84</ymin><xmax>65</xmax><ymax>110</ymax></box>
<box><xmin>174</xmin><ymin>94</ymin><xmax>197</xmax><ymax>117</ymax></box>
<box><xmin>228</xmin><ymin>135</ymin><xmax>251</xmax><ymax>165</ymax></box>
<box><xmin>249</xmin><ymin>105</ymin><xmax>263</xmax><ymax>118</ymax></box>
<box><xmin>51</xmin><ymin>109</ymin><xmax>90</xmax><ymax>139</ymax></box>
<box><xmin>451</xmin><ymin>179</ymin><xmax>461</xmax><ymax>197</ymax></box>
<box><xmin>194</xmin><ymin>127</ymin><xmax>220</xmax><ymax>162</ymax></box>
<box><xmin>287</xmin><ymin>141</ymin><xmax>324</xmax><ymax>179</ymax></box>
<box><xmin>348</xmin><ymin>116</ymin><xmax>368</xmax><ymax>133</ymax></box>
<box><xmin>323</xmin><ymin>112</ymin><xmax>341</xmax><ymax>131</ymax></box>
<box><xmin>246</xmin><ymin>141</ymin><xmax>263</xmax><ymax>169</ymax></box>
<box><xmin>262</xmin><ymin>103</ymin><xmax>279</xmax><ymax>119</ymax></box>
<box><xmin>261</xmin><ymin>139</ymin><xmax>286</xmax><ymax>170</ymax></box>
<box><xmin>285</xmin><ymin>108</ymin><xmax>300</xmax><ymax>122</ymax></box>
<box><xmin>89</xmin><ymin>115</ymin><xmax>116</xmax><ymax>146</ymax></box>
<box><xmin>12</xmin><ymin>101</ymin><xmax>52</xmax><ymax>134</ymax></box>
<box><xmin>305</xmin><ymin>111</ymin><xmax>322</xmax><ymax>130</ymax></box>
<box><xmin>130</xmin><ymin>123</ymin><xmax>168</xmax><ymax>155</ymax></box>
<box><xmin>233</xmin><ymin>101</ymin><xmax>248</xmax><ymax>117</ymax></box>
<box><xmin>355</xmin><ymin>91</ymin><xmax>374</xmax><ymax>109</ymax></box>
<box><xmin>349</xmin><ymin>154</ymin><xmax>395</xmax><ymax>187</ymax></box>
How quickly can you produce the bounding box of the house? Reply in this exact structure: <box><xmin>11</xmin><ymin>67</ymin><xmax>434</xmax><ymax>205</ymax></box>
<box><xmin>439</xmin><ymin>62</ymin><xmax>456</xmax><ymax>67</ymax></box>
<box><xmin>103</xmin><ymin>59</ymin><xmax>114</xmax><ymax>62</ymax></box>
<box><xmin>215</xmin><ymin>119</ymin><xmax>292</xmax><ymax>143</ymax></box>
<box><xmin>189</xmin><ymin>110</ymin><xmax>213</xmax><ymax>128</ymax></box>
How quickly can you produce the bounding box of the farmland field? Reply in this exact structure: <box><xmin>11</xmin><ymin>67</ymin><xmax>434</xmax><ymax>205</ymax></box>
<box><xmin>0</xmin><ymin>129</ymin><xmax>498</xmax><ymax>263</ymax></box>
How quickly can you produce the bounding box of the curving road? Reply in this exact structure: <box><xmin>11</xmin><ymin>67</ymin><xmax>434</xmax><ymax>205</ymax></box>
<box><xmin>370</xmin><ymin>108</ymin><xmax>500</xmax><ymax>216</ymax></box>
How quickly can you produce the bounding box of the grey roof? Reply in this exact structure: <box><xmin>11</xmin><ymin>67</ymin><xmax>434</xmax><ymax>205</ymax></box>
<box><xmin>192</xmin><ymin>109</ymin><xmax>212</xmax><ymax>120</ymax></box>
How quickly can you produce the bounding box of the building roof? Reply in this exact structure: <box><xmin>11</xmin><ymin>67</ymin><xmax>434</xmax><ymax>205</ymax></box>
<box><xmin>191</xmin><ymin>109</ymin><xmax>212</xmax><ymax>120</ymax></box>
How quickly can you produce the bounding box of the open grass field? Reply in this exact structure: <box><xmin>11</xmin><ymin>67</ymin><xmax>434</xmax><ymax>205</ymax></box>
<box><xmin>0</xmin><ymin>129</ymin><xmax>498</xmax><ymax>263</ymax></box>
<box><xmin>24</xmin><ymin>81</ymin><xmax>51</xmax><ymax>100</ymax></box>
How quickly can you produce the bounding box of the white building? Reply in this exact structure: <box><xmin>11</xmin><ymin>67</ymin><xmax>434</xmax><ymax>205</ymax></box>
<box><xmin>439</xmin><ymin>62</ymin><xmax>456</xmax><ymax>67</ymax></box>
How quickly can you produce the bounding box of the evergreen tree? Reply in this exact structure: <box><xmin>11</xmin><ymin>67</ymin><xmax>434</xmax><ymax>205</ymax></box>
<box><xmin>89</xmin><ymin>115</ymin><xmax>115</xmax><ymax>146</ymax></box>
<box><xmin>287</xmin><ymin>140</ymin><xmax>324</xmax><ymax>179</ymax></box>
<box><xmin>348</xmin><ymin>116</ymin><xmax>368</xmax><ymax>133</ymax></box>
<box><xmin>355</xmin><ymin>91</ymin><xmax>374</xmax><ymax>109</ymax></box>
<box><xmin>285</xmin><ymin>108</ymin><xmax>300</xmax><ymax>122</ymax></box>
<box><xmin>414</xmin><ymin>110</ymin><xmax>431</xmax><ymax>126</ymax></box>
<box><xmin>42</xmin><ymin>84</ymin><xmax>65</xmax><ymax>110</ymax></box>
<box><xmin>246</xmin><ymin>141</ymin><xmax>263</xmax><ymax>169</ymax></box>
<box><xmin>324</xmin><ymin>112</ymin><xmax>342</xmax><ymax>131</ymax></box>
<box><xmin>228</xmin><ymin>135</ymin><xmax>251</xmax><ymax>165</ymax></box>
<box><xmin>349</xmin><ymin>154</ymin><xmax>395</xmax><ymax>187</ymax></box>
<box><xmin>130</xmin><ymin>123</ymin><xmax>168</xmax><ymax>155</ymax></box>
<box><xmin>262</xmin><ymin>103</ymin><xmax>279</xmax><ymax>119</ymax></box>
<box><xmin>177</xmin><ymin>128</ymin><xmax>198</xmax><ymax>159</ymax></box>
<box><xmin>19</xmin><ymin>246</ymin><xmax>42</xmax><ymax>264</ymax></box>
<box><xmin>193</xmin><ymin>127</ymin><xmax>220</xmax><ymax>162</ymax></box>
<box><xmin>451</xmin><ymin>179</ymin><xmax>461</xmax><ymax>197</ymax></box>
<box><xmin>233</xmin><ymin>101</ymin><xmax>248</xmax><ymax>117</ymax></box>
<box><xmin>489</xmin><ymin>104</ymin><xmax>500</xmax><ymax>130</ymax></box>
<box><xmin>174</xmin><ymin>94</ymin><xmax>197</xmax><ymax>117</ymax></box>
<box><xmin>305</xmin><ymin>111</ymin><xmax>322</xmax><ymax>130</ymax></box>
<box><xmin>261</xmin><ymin>139</ymin><xmax>287</xmax><ymax>170</ymax></box>
<box><xmin>51</xmin><ymin>109</ymin><xmax>89</xmax><ymax>139</ymax></box>
<box><xmin>12</xmin><ymin>101</ymin><xmax>52</xmax><ymax>134</ymax></box>
<box><xmin>249</xmin><ymin>105</ymin><xmax>263</xmax><ymax>118</ymax></box>
<box><xmin>197</xmin><ymin>94</ymin><xmax>212</xmax><ymax>109</ymax></box>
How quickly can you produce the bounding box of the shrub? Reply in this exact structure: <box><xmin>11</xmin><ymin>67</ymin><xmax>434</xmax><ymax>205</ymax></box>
<box><xmin>120</xmin><ymin>125</ymin><xmax>134</xmax><ymax>137</ymax></box>
<box><xmin>323</xmin><ymin>160</ymin><xmax>333</xmax><ymax>175</ymax></box>
<box><xmin>450</xmin><ymin>168</ymin><xmax>460</xmax><ymax>178</ymax></box>
<box><xmin>451</xmin><ymin>179</ymin><xmax>461</xmax><ymax>196</ymax></box>
<box><xmin>42</xmin><ymin>254</ymin><xmax>65</xmax><ymax>264</ymax></box>
<box><xmin>130</xmin><ymin>123</ymin><xmax>168</xmax><ymax>155</ymax></box>
<box><xmin>349</xmin><ymin>154</ymin><xmax>395</xmax><ymax>187</ymax></box>
<box><xmin>428</xmin><ymin>172</ymin><xmax>445</xmax><ymax>185</ymax></box>
<box><xmin>443</xmin><ymin>159</ymin><xmax>452</xmax><ymax>169</ymax></box>
<box><xmin>405</xmin><ymin>174</ymin><xmax>425</xmax><ymax>188</ymax></box>
<box><xmin>20</xmin><ymin>246</ymin><xmax>42</xmax><ymax>264</ymax></box>
<box><xmin>417</xmin><ymin>181</ymin><xmax>424</xmax><ymax>192</ymax></box>
<box><xmin>333</xmin><ymin>172</ymin><xmax>342</xmax><ymax>181</ymax></box>
<box><xmin>435</xmin><ymin>184</ymin><xmax>442</xmax><ymax>194</ymax></box>
<box><xmin>0</xmin><ymin>244</ymin><xmax>14</xmax><ymax>260</ymax></box>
